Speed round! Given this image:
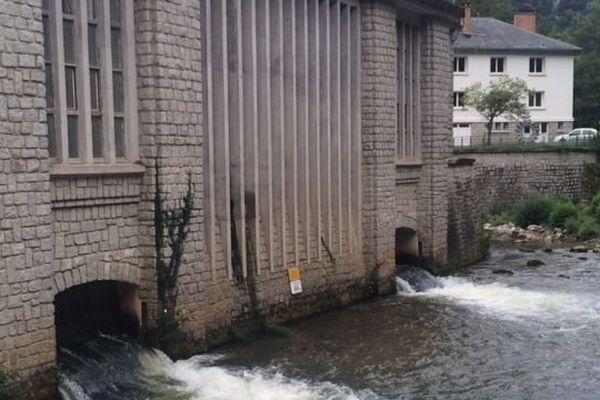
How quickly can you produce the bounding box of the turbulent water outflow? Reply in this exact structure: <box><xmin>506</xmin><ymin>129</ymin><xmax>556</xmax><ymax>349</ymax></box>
<box><xmin>397</xmin><ymin>275</ymin><xmax>600</xmax><ymax>322</ymax></box>
<box><xmin>60</xmin><ymin>248</ymin><xmax>600</xmax><ymax>400</ymax></box>
<box><xmin>58</xmin><ymin>335</ymin><xmax>373</xmax><ymax>400</ymax></box>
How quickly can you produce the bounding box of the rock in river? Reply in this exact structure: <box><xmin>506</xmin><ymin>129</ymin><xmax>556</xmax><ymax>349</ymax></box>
<box><xmin>570</xmin><ymin>246</ymin><xmax>589</xmax><ymax>253</ymax></box>
<box><xmin>526</xmin><ymin>259</ymin><xmax>545</xmax><ymax>267</ymax></box>
<box><xmin>493</xmin><ymin>269</ymin><xmax>514</xmax><ymax>275</ymax></box>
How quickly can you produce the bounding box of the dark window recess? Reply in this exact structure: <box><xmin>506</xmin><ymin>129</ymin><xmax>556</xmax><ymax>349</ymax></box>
<box><xmin>529</xmin><ymin>57</ymin><xmax>544</xmax><ymax>73</ymax></box>
<box><xmin>491</xmin><ymin>57</ymin><xmax>505</xmax><ymax>73</ymax></box>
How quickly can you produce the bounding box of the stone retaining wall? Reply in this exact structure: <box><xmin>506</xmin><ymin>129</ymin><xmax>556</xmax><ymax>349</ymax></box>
<box><xmin>447</xmin><ymin>151</ymin><xmax>597</xmax><ymax>266</ymax></box>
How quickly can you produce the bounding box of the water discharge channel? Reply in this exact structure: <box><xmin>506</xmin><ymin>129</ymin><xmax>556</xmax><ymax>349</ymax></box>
<box><xmin>59</xmin><ymin>246</ymin><xmax>600</xmax><ymax>399</ymax></box>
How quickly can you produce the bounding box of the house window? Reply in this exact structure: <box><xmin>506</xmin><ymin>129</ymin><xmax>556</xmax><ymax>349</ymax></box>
<box><xmin>490</xmin><ymin>57</ymin><xmax>505</xmax><ymax>74</ymax></box>
<box><xmin>454</xmin><ymin>57</ymin><xmax>466</xmax><ymax>73</ymax></box>
<box><xmin>523</xmin><ymin>125</ymin><xmax>531</xmax><ymax>134</ymax></box>
<box><xmin>42</xmin><ymin>0</ymin><xmax>138</xmax><ymax>164</ymax></box>
<box><xmin>493</xmin><ymin>122</ymin><xmax>507</xmax><ymax>131</ymax></box>
<box><xmin>558</xmin><ymin>121</ymin><xmax>564</xmax><ymax>130</ymax></box>
<box><xmin>453</xmin><ymin>92</ymin><xmax>464</xmax><ymax>108</ymax></box>
<box><xmin>529</xmin><ymin>57</ymin><xmax>544</xmax><ymax>74</ymax></box>
<box><xmin>539</xmin><ymin>122</ymin><xmax>548</xmax><ymax>134</ymax></box>
<box><xmin>397</xmin><ymin>20</ymin><xmax>421</xmax><ymax>162</ymax></box>
<box><xmin>529</xmin><ymin>91</ymin><xmax>544</xmax><ymax>108</ymax></box>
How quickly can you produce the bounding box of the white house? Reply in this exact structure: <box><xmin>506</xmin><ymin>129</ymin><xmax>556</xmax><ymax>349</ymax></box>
<box><xmin>452</xmin><ymin>6</ymin><xmax>581</xmax><ymax>146</ymax></box>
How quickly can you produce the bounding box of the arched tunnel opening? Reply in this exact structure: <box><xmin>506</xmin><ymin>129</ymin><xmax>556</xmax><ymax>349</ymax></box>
<box><xmin>54</xmin><ymin>281</ymin><xmax>141</xmax><ymax>346</ymax></box>
<box><xmin>395</xmin><ymin>227</ymin><xmax>420</xmax><ymax>266</ymax></box>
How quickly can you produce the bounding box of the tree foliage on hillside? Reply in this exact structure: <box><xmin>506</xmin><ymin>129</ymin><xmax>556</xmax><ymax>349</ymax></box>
<box><xmin>466</xmin><ymin>0</ymin><xmax>599</xmax><ymax>128</ymax></box>
<box><xmin>469</xmin><ymin>0</ymin><xmax>587</xmax><ymax>34</ymax></box>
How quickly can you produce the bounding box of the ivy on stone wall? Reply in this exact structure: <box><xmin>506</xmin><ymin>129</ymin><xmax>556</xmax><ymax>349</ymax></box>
<box><xmin>153</xmin><ymin>161</ymin><xmax>194</xmax><ymax>316</ymax></box>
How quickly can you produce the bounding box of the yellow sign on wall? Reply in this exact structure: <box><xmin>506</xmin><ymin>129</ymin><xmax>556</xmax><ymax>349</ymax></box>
<box><xmin>288</xmin><ymin>266</ymin><xmax>301</xmax><ymax>282</ymax></box>
<box><xmin>288</xmin><ymin>266</ymin><xmax>302</xmax><ymax>295</ymax></box>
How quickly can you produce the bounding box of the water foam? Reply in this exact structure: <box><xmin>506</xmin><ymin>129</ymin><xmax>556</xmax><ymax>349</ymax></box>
<box><xmin>167</xmin><ymin>355</ymin><xmax>372</xmax><ymax>400</ymax></box>
<box><xmin>409</xmin><ymin>277</ymin><xmax>600</xmax><ymax>321</ymax></box>
<box><xmin>395</xmin><ymin>277</ymin><xmax>415</xmax><ymax>294</ymax></box>
<box><xmin>60</xmin><ymin>335</ymin><xmax>374</xmax><ymax>400</ymax></box>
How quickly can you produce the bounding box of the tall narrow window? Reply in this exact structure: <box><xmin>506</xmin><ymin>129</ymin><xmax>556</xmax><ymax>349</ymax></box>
<box><xmin>453</xmin><ymin>92</ymin><xmax>464</xmax><ymax>108</ymax></box>
<box><xmin>396</xmin><ymin>20</ymin><xmax>421</xmax><ymax>162</ymax></box>
<box><xmin>42</xmin><ymin>0</ymin><xmax>137</xmax><ymax>165</ymax></box>
<box><xmin>111</xmin><ymin>0</ymin><xmax>126</xmax><ymax>159</ymax></box>
<box><xmin>42</xmin><ymin>1</ymin><xmax>56</xmax><ymax>157</ymax></box>
<box><xmin>529</xmin><ymin>57</ymin><xmax>544</xmax><ymax>74</ymax></box>
<box><xmin>490</xmin><ymin>57</ymin><xmax>505</xmax><ymax>74</ymax></box>
<box><xmin>89</xmin><ymin>0</ymin><xmax>103</xmax><ymax>159</ymax></box>
<box><xmin>63</xmin><ymin>0</ymin><xmax>79</xmax><ymax>159</ymax></box>
<box><xmin>453</xmin><ymin>57</ymin><xmax>466</xmax><ymax>73</ymax></box>
<box><xmin>529</xmin><ymin>91</ymin><xmax>544</xmax><ymax>108</ymax></box>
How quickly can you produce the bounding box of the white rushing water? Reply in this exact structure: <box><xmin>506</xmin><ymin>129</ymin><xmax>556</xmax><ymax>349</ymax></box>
<box><xmin>59</xmin><ymin>336</ymin><xmax>377</xmax><ymax>400</ymax></box>
<box><xmin>167</xmin><ymin>357</ymin><xmax>371</xmax><ymax>400</ymax></box>
<box><xmin>394</xmin><ymin>277</ymin><xmax>415</xmax><ymax>294</ymax></box>
<box><xmin>401</xmin><ymin>276</ymin><xmax>600</xmax><ymax>322</ymax></box>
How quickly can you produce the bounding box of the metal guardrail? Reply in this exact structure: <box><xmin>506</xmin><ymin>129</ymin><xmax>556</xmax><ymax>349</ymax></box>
<box><xmin>453</xmin><ymin>137</ymin><xmax>597</xmax><ymax>153</ymax></box>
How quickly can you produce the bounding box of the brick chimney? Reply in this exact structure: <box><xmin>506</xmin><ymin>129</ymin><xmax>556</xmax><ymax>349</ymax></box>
<box><xmin>463</xmin><ymin>2</ymin><xmax>472</xmax><ymax>36</ymax></box>
<box><xmin>514</xmin><ymin>5</ymin><xmax>537</xmax><ymax>32</ymax></box>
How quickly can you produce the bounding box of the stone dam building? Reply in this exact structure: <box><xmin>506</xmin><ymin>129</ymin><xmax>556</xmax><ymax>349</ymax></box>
<box><xmin>0</xmin><ymin>0</ymin><xmax>596</xmax><ymax>397</ymax></box>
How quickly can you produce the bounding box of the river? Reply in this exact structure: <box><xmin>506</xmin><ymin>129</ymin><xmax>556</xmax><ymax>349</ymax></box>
<box><xmin>59</xmin><ymin>246</ymin><xmax>600</xmax><ymax>400</ymax></box>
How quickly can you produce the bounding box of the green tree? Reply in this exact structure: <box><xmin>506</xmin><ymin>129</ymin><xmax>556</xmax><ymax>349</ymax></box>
<box><xmin>470</xmin><ymin>0</ymin><xmax>513</xmax><ymax>22</ymax></box>
<box><xmin>464</xmin><ymin>77</ymin><xmax>530</xmax><ymax>144</ymax></box>
<box><xmin>561</xmin><ymin>0</ymin><xmax>600</xmax><ymax>128</ymax></box>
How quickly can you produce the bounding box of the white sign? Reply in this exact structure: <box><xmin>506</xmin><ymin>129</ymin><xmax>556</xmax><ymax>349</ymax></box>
<box><xmin>289</xmin><ymin>280</ymin><xmax>303</xmax><ymax>295</ymax></box>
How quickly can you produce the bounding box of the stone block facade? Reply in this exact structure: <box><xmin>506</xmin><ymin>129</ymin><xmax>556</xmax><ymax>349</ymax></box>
<box><xmin>416</xmin><ymin>18</ymin><xmax>453</xmax><ymax>269</ymax></box>
<box><xmin>0</xmin><ymin>0</ymin><xmax>463</xmax><ymax>397</ymax></box>
<box><xmin>0</xmin><ymin>0</ymin><xmax>55</xmax><ymax>394</ymax></box>
<box><xmin>361</xmin><ymin>0</ymin><xmax>399</xmax><ymax>289</ymax></box>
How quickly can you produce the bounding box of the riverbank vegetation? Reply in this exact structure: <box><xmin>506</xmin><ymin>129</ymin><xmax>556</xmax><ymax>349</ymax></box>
<box><xmin>485</xmin><ymin>192</ymin><xmax>600</xmax><ymax>241</ymax></box>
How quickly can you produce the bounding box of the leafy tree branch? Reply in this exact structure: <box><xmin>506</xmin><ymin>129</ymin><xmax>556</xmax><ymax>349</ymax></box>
<box><xmin>464</xmin><ymin>77</ymin><xmax>530</xmax><ymax>144</ymax></box>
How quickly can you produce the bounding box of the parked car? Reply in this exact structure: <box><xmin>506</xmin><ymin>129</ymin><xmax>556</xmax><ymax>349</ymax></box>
<box><xmin>554</xmin><ymin>128</ymin><xmax>598</xmax><ymax>143</ymax></box>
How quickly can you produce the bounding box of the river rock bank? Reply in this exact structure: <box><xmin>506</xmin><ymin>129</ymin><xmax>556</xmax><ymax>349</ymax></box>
<box><xmin>484</xmin><ymin>223</ymin><xmax>600</xmax><ymax>253</ymax></box>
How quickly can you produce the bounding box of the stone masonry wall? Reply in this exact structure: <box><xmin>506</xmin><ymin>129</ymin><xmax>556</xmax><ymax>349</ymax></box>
<box><xmin>417</xmin><ymin>18</ymin><xmax>453</xmax><ymax>271</ymax></box>
<box><xmin>133</xmin><ymin>0</ymin><xmax>375</xmax><ymax>345</ymax></box>
<box><xmin>395</xmin><ymin>167</ymin><xmax>420</xmax><ymax>232</ymax></box>
<box><xmin>361</xmin><ymin>0</ymin><xmax>398</xmax><ymax>291</ymax></box>
<box><xmin>448</xmin><ymin>151</ymin><xmax>596</xmax><ymax>266</ymax></box>
<box><xmin>0</xmin><ymin>0</ymin><xmax>462</xmax><ymax>396</ymax></box>
<box><xmin>135</xmin><ymin>0</ymin><xmax>206</xmax><ymax>335</ymax></box>
<box><xmin>0</xmin><ymin>0</ymin><xmax>55</xmax><ymax>395</ymax></box>
<box><xmin>50</xmin><ymin>176</ymin><xmax>143</xmax><ymax>293</ymax></box>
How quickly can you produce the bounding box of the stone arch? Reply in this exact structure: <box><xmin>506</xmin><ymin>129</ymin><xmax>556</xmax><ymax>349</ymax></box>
<box><xmin>395</xmin><ymin>227</ymin><xmax>420</xmax><ymax>266</ymax></box>
<box><xmin>51</xmin><ymin>255</ymin><xmax>141</xmax><ymax>296</ymax></box>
